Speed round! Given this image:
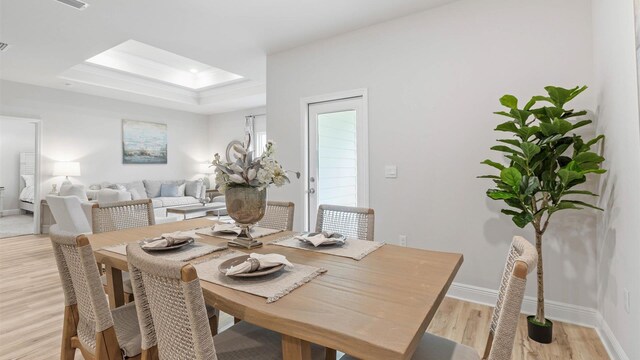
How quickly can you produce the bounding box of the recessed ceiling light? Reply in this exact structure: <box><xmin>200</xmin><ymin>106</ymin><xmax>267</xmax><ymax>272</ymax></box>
<box><xmin>190</xmin><ymin>68</ymin><xmax>199</xmax><ymax>74</ymax></box>
<box><xmin>55</xmin><ymin>0</ymin><xmax>89</xmax><ymax>10</ymax></box>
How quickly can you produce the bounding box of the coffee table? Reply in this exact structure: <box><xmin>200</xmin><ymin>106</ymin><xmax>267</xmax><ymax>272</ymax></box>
<box><xmin>166</xmin><ymin>203</ymin><xmax>226</xmax><ymax>220</ymax></box>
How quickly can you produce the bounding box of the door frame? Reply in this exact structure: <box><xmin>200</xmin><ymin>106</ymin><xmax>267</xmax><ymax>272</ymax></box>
<box><xmin>0</xmin><ymin>115</ymin><xmax>43</xmax><ymax>235</ymax></box>
<box><xmin>299</xmin><ymin>88</ymin><xmax>369</xmax><ymax>231</ymax></box>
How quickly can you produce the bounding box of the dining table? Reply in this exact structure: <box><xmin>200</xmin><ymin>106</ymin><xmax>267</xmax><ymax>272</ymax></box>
<box><xmin>89</xmin><ymin>218</ymin><xmax>463</xmax><ymax>360</ymax></box>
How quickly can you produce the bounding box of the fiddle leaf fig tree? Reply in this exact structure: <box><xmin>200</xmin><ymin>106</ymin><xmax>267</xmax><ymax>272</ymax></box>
<box><xmin>480</xmin><ymin>85</ymin><xmax>605</xmax><ymax>326</ymax></box>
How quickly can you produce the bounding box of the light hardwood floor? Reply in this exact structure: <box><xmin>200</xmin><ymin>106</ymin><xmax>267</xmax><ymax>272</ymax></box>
<box><xmin>0</xmin><ymin>235</ymin><xmax>609</xmax><ymax>360</ymax></box>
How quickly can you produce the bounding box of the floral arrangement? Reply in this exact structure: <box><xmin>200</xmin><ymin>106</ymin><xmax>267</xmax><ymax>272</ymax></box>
<box><xmin>212</xmin><ymin>134</ymin><xmax>292</xmax><ymax>193</ymax></box>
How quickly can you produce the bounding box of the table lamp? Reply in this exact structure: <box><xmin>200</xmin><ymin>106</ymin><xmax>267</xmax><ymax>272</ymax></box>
<box><xmin>52</xmin><ymin>161</ymin><xmax>81</xmax><ymax>192</ymax></box>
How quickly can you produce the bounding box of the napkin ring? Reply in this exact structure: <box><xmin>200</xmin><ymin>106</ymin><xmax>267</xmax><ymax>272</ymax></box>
<box><xmin>248</xmin><ymin>258</ymin><xmax>261</xmax><ymax>272</ymax></box>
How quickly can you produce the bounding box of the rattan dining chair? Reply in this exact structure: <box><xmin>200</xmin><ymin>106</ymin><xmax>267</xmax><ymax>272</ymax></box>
<box><xmin>50</xmin><ymin>225</ymin><xmax>142</xmax><ymax>360</ymax></box>
<box><xmin>92</xmin><ymin>199</ymin><xmax>155</xmax><ymax>303</ymax></box>
<box><xmin>91</xmin><ymin>199</ymin><xmax>155</xmax><ymax>234</ymax></box>
<box><xmin>125</xmin><ymin>242</ymin><xmax>326</xmax><ymax>360</ymax></box>
<box><xmin>315</xmin><ymin>204</ymin><xmax>375</xmax><ymax>241</ymax></box>
<box><xmin>258</xmin><ymin>201</ymin><xmax>295</xmax><ymax>231</ymax></box>
<box><xmin>342</xmin><ymin>236</ymin><xmax>537</xmax><ymax>360</ymax></box>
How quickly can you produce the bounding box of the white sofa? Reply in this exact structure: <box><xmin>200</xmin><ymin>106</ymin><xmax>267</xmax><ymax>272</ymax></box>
<box><xmin>88</xmin><ymin>179</ymin><xmax>207</xmax><ymax>220</ymax></box>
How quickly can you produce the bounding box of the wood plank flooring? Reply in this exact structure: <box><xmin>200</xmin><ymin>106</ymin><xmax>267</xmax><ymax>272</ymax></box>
<box><xmin>0</xmin><ymin>235</ymin><xmax>608</xmax><ymax>360</ymax></box>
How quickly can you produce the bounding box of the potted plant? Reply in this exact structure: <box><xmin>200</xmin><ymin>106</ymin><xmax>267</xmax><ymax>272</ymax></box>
<box><xmin>212</xmin><ymin>135</ymin><xmax>291</xmax><ymax>249</ymax></box>
<box><xmin>479</xmin><ymin>85</ymin><xmax>605</xmax><ymax>343</ymax></box>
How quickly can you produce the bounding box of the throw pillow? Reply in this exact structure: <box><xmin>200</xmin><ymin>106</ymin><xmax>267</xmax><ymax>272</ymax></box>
<box><xmin>21</xmin><ymin>175</ymin><xmax>34</xmax><ymax>187</ymax></box>
<box><xmin>97</xmin><ymin>189</ymin><xmax>132</xmax><ymax>204</ymax></box>
<box><xmin>129</xmin><ymin>188</ymin><xmax>142</xmax><ymax>200</ymax></box>
<box><xmin>125</xmin><ymin>181</ymin><xmax>148</xmax><ymax>199</ymax></box>
<box><xmin>185</xmin><ymin>179</ymin><xmax>203</xmax><ymax>198</ymax></box>
<box><xmin>59</xmin><ymin>183</ymin><xmax>89</xmax><ymax>202</ymax></box>
<box><xmin>160</xmin><ymin>183</ymin><xmax>180</xmax><ymax>197</ymax></box>
<box><xmin>177</xmin><ymin>183</ymin><xmax>186</xmax><ymax>196</ymax></box>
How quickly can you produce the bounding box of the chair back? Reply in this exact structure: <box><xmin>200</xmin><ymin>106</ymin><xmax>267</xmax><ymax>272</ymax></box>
<box><xmin>484</xmin><ymin>236</ymin><xmax>537</xmax><ymax>360</ymax></box>
<box><xmin>50</xmin><ymin>225</ymin><xmax>115</xmax><ymax>354</ymax></box>
<box><xmin>315</xmin><ymin>204</ymin><xmax>375</xmax><ymax>241</ymax></box>
<box><xmin>92</xmin><ymin>199</ymin><xmax>155</xmax><ymax>233</ymax></box>
<box><xmin>258</xmin><ymin>201</ymin><xmax>295</xmax><ymax>231</ymax></box>
<box><xmin>46</xmin><ymin>195</ymin><xmax>92</xmax><ymax>234</ymax></box>
<box><xmin>126</xmin><ymin>242</ymin><xmax>216</xmax><ymax>359</ymax></box>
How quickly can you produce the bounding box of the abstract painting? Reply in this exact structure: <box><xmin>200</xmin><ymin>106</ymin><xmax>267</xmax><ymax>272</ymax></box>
<box><xmin>122</xmin><ymin>119</ymin><xmax>167</xmax><ymax>164</ymax></box>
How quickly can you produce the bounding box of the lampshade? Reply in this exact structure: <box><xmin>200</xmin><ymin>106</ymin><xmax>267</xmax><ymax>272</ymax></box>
<box><xmin>53</xmin><ymin>161</ymin><xmax>81</xmax><ymax>177</ymax></box>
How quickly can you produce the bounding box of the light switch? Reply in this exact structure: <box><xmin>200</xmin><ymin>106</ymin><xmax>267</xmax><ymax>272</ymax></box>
<box><xmin>385</xmin><ymin>165</ymin><xmax>397</xmax><ymax>178</ymax></box>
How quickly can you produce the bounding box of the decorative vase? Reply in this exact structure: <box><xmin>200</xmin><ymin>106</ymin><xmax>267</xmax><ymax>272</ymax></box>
<box><xmin>225</xmin><ymin>186</ymin><xmax>267</xmax><ymax>249</ymax></box>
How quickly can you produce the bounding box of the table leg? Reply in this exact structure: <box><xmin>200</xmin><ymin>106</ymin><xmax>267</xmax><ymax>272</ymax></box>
<box><xmin>105</xmin><ymin>265</ymin><xmax>124</xmax><ymax>309</ymax></box>
<box><xmin>282</xmin><ymin>334</ymin><xmax>312</xmax><ymax>360</ymax></box>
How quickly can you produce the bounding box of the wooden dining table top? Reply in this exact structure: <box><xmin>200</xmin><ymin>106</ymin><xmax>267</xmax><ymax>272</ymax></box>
<box><xmin>89</xmin><ymin>218</ymin><xmax>463</xmax><ymax>360</ymax></box>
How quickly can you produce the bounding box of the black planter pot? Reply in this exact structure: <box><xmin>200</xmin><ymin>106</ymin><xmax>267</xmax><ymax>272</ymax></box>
<box><xmin>527</xmin><ymin>316</ymin><xmax>553</xmax><ymax>343</ymax></box>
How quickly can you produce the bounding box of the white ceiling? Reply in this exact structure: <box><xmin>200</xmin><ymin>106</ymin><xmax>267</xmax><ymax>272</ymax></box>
<box><xmin>0</xmin><ymin>0</ymin><xmax>455</xmax><ymax>114</ymax></box>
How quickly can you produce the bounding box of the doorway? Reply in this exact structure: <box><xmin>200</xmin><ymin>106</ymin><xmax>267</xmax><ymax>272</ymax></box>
<box><xmin>304</xmin><ymin>90</ymin><xmax>368</xmax><ymax>230</ymax></box>
<box><xmin>0</xmin><ymin>116</ymin><xmax>42</xmax><ymax>238</ymax></box>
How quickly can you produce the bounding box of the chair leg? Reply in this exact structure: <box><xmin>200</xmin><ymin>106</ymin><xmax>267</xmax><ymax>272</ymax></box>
<box><xmin>325</xmin><ymin>348</ymin><xmax>337</xmax><ymax>360</ymax></box>
<box><xmin>61</xmin><ymin>305</ymin><xmax>78</xmax><ymax>360</ymax></box>
<box><xmin>209</xmin><ymin>314</ymin><xmax>219</xmax><ymax>336</ymax></box>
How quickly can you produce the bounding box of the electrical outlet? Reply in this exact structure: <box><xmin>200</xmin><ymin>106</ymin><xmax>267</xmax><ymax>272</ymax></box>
<box><xmin>398</xmin><ymin>235</ymin><xmax>407</xmax><ymax>247</ymax></box>
<box><xmin>624</xmin><ymin>288</ymin><xmax>631</xmax><ymax>314</ymax></box>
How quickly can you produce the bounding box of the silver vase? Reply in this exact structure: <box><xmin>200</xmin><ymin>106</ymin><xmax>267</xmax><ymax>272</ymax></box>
<box><xmin>225</xmin><ymin>186</ymin><xmax>266</xmax><ymax>249</ymax></box>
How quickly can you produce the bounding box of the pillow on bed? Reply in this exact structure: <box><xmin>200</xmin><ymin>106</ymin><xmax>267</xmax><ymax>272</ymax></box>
<box><xmin>59</xmin><ymin>184</ymin><xmax>89</xmax><ymax>202</ymax></box>
<box><xmin>21</xmin><ymin>175</ymin><xmax>34</xmax><ymax>187</ymax></box>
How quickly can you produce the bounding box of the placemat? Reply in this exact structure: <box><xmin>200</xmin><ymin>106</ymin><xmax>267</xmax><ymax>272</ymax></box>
<box><xmin>269</xmin><ymin>235</ymin><xmax>384</xmax><ymax>260</ymax></box>
<box><xmin>195</xmin><ymin>226</ymin><xmax>284</xmax><ymax>240</ymax></box>
<box><xmin>194</xmin><ymin>251</ymin><xmax>327</xmax><ymax>303</ymax></box>
<box><xmin>100</xmin><ymin>242</ymin><xmax>227</xmax><ymax>262</ymax></box>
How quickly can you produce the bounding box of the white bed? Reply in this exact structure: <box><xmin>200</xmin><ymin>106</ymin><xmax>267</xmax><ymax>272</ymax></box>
<box><xmin>19</xmin><ymin>153</ymin><xmax>35</xmax><ymax>213</ymax></box>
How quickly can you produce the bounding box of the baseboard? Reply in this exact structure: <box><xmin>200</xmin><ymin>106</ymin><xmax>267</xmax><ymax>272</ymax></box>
<box><xmin>447</xmin><ymin>282</ymin><xmax>629</xmax><ymax>360</ymax></box>
<box><xmin>0</xmin><ymin>209</ymin><xmax>22</xmax><ymax>216</ymax></box>
<box><xmin>596</xmin><ymin>313</ymin><xmax>630</xmax><ymax>360</ymax></box>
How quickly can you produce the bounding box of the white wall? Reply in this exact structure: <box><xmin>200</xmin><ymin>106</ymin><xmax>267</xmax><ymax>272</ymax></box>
<box><xmin>0</xmin><ymin>80</ymin><xmax>210</xmax><ymax>194</ymax></box>
<box><xmin>0</xmin><ymin>119</ymin><xmax>35</xmax><ymax>212</ymax></box>
<box><xmin>593</xmin><ymin>0</ymin><xmax>640</xmax><ymax>358</ymax></box>
<box><xmin>267</xmin><ymin>0</ymin><xmax>599</xmax><ymax>310</ymax></box>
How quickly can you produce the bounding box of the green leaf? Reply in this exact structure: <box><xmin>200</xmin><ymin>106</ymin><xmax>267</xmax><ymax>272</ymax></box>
<box><xmin>491</xmin><ymin>145</ymin><xmax>523</xmax><ymax>155</ymax></box>
<box><xmin>563</xmin><ymin>110</ymin><xmax>588</xmax><ymax>119</ymax></box>
<box><xmin>487</xmin><ymin>189</ymin><xmax>517</xmax><ymax>200</ymax></box>
<box><xmin>510</xmin><ymin>109</ymin><xmax>532</xmax><ymax>126</ymax></box>
<box><xmin>501</xmin><ymin>209</ymin><xmax>521</xmax><ymax>216</ymax></box>
<box><xmin>581</xmin><ymin>168</ymin><xmax>607</xmax><ymax>175</ymax></box>
<box><xmin>557</xmin><ymin>156</ymin><xmax>572</xmax><ymax>167</ymax></box>
<box><xmin>549</xmin><ymin>201</ymin><xmax>579</xmax><ymax>214</ymax></box>
<box><xmin>495</xmin><ymin>121</ymin><xmax>519</xmax><ymax>132</ymax></box>
<box><xmin>574</xmin><ymin>152</ymin><xmax>605</xmax><ymax>164</ymax></box>
<box><xmin>477</xmin><ymin>175</ymin><xmax>501</xmax><ymax>179</ymax></box>
<box><xmin>481</xmin><ymin>159</ymin><xmax>505</xmax><ymax>171</ymax></box>
<box><xmin>554</xmin><ymin>118</ymin><xmax>573</xmax><ymax>135</ymax></box>
<box><xmin>506</xmin><ymin>155</ymin><xmax>528</xmax><ymax>170</ymax></box>
<box><xmin>501</xmin><ymin>167</ymin><xmax>523</xmax><ymax>188</ymax></box>
<box><xmin>545</xmin><ymin>86</ymin><xmax>586</xmax><ymax>107</ymax></box>
<box><xmin>524</xmin><ymin>177</ymin><xmax>540</xmax><ymax>196</ymax></box>
<box><xmin>498</xmin><ymin>139</ymin><xmax>521</xmax><ymax>147</ymax></box>
<box><xmin>563</xmin><ymin>200</ymin><xmax>604</xmax><ymax>211</ymax></box>
<box><xmin>516</xmin><ymin>126</ymin><xmax>539</xmax><ymax>140</ymax></box>
<box><xmin>585</xmin><ymin>135</ymin><xmax>605</xmax><ymax>149</ymax></box>
<box><xmin>524</xmin><ymin>95</ymin><xmax>551</xmax><ymax>110</ymax></box>
<box><xmin>563</xmin><ymin>190</ymin><xmax>598</xmax><ymax>196</ymax></box>
<box><xmin>558</xmin><ymin>169</ymin><xmax>583</xmax><ymax>186</ymax></box>
<box><xmin>512</xmin><ymin>212</ymin><xmax>534</xmax><ymax>228</ymax></box>
<box><xmin>499</xmin><ymin>94</ymin><xmax>518</xmax><ymax>109</ymax></box>
<box><xmin>520</xmin><ymin>142</ymin><xmax>541</xmax><ymax>161</ymax></box>
<box><xmin>572</xmin><ymin>120</ymin><xmax>592</xmax><ymax>130</ymax></box>
<box><xmin>540</xmin><ymin>122</ymin><xmax>558</xmax><ymax>136</ymax></box>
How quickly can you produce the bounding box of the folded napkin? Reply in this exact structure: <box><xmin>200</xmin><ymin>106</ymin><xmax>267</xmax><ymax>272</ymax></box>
<box><xmin>142</xmin><ymin>231</ymin><xmax>199</xmax><ymax>249</ymax></box>
<box><xmin>212</xmin><ymin>223</ymin><xmax>242</xmax><ymax>234</ymax></box>
<box><xmin>294</xmin><ymin>232</ymin><xmax>344</xmax><ymax>247</ymax></box>
<box><xmin>225</xmin><ymin>253</ymin><xmax>293</xmax><ymax>276</ymax></box>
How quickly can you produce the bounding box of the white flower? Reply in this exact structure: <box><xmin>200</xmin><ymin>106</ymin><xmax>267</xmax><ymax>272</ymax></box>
<box><xmin>229</xmin><ymin>174</ymin><xmax>246</xmax><ymax>184</ymax></box>
<box><xmin>247</xmin><ymin>168</ymin><xmax>257</xmax><ymax>180</ymax></box>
